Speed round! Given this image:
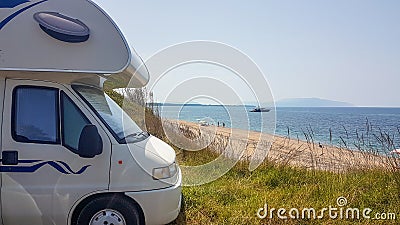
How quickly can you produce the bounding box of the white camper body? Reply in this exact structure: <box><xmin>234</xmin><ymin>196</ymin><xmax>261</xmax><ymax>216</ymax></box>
<box><xmin>0</xmin><ymin>1</ymin><xmax>182</xmax><ymax>225</ymax></box>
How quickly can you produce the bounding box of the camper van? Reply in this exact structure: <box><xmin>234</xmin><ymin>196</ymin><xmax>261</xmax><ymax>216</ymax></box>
<box><xmin>0</xmin><ymin>0</ymin><xmax>182</xmax><ymax>224</ymax></box>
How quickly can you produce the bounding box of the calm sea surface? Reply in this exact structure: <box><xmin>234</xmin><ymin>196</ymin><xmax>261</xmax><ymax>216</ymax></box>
<box><xmin>160</xmin><ymin>106</ymin><xmax>400</xmax><ymax>151</ymax></box>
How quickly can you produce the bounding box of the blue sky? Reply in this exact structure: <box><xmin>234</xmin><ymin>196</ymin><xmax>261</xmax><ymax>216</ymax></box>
<box><xmin>94</xmin><ymin>0</ymin><xmax>400</xmax><ymax>107</ymax></box>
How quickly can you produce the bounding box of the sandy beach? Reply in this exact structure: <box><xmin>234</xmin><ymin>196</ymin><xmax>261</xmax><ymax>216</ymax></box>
<box><xmin>163</xmin><ymin>119</ymin><xmax>398</xmax><ymax>172</ymax></box>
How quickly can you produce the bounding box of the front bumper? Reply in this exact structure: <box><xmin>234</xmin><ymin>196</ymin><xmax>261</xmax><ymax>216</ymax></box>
<box><xmin>125</xmin><ymin>168</ymin><xmax>182</xmax><ymax>225</ymax></box>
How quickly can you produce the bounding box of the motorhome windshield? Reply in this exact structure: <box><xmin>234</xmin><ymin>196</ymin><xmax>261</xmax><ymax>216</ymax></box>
<box><xmin>73</xmin><ymin>85</ymin><xmax>149</xmax><ymax>143</ymax></box>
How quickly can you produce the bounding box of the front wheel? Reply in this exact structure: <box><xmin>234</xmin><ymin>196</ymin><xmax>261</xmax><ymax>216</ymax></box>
<box><xmin>76</xmin><ymin>195</ymin><xmax>142</xmax><ymax>225</ymax></box>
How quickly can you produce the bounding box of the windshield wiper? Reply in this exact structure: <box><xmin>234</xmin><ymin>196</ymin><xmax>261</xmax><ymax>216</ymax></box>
<box><xmin>119</xmin><ymin>131</ymin><xmax>149</xmax><ymax>143</ymax></box>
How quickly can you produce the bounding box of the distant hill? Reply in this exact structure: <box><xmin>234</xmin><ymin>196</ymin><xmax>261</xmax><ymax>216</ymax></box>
<box><xmin>275</xmin><ymin>98</ymin><xmax>353</xmax><ymax>107</ymax></box>
<box><xmin>150</xmin><ymin>102</ymin><xmax>255</xmax><ymax>107</ymax></box>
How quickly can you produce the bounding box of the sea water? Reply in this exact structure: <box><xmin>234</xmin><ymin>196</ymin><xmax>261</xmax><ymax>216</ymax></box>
<box><xmin>160</xmin><ymin>105</ymin><xmax>400</xmax><ymax>151</ymax></box>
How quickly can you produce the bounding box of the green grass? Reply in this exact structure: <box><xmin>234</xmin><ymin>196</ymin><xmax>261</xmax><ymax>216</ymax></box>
<box><xmin>104</xmin><ymin>86</ymin><xmax>400</xmax><ymax>224</ymax></box>
<box><xmin>172</xmin><ymin>150</ymin><xmax>400</xmax><ymax>225</ymax></box>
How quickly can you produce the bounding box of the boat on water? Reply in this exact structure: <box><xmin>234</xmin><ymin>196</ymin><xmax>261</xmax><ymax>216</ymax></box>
<box><xmin>250</xmin><ymin>107</ymin><xmax>270</xmax><ymax>112</ymax></box>
<box><xmin>196</xmin><ymin>119</ymin><xmax>209</xmax><ymax>126</ymax></box>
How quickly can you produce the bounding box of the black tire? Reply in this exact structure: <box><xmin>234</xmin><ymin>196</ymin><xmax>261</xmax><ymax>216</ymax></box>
<box><xmin>76</xmin><ymin>195</ymin><xmax>142</xmax><ymax>225</ymax></box>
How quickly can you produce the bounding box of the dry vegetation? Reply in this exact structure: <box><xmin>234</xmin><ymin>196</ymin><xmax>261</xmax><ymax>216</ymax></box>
<box><xmin>106</xmin><ymin>86</ymin><xmax>400</xmax><ymax>224</ymax></box>
<box><xmin>162</xmin><ymin>119</ymin><xmax>399</xmax><ymax>173</ymax></box>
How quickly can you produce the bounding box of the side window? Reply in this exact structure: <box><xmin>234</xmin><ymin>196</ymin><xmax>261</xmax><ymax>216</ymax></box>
<box><xmin>61</xmin><ymin>92</ymin><xmax>91</xmax><ymax>152</ymax></box>
<box><xmin>12</xmin><ymin>86</ymin><xmax>59</xmax><ymax>144</ymax></box>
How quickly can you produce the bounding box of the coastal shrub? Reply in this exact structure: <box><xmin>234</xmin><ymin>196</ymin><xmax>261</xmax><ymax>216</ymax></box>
<box><xmin>104</xmin><ymin>85</ymin><xmax>400</xmax><ymax>224</ymax></box>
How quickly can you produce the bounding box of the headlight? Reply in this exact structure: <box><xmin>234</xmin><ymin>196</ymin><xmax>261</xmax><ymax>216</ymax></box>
<box><xmin>152</xmin><ymin>162</ymin><xmax>177</xmax><ymax>180</ymax></box>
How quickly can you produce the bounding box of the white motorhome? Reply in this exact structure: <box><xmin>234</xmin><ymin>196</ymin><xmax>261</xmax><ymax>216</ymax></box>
<box><xmin>0</xmin><ymin>0</ymin><xmax>182</xmax><ymax>224</ymax></box>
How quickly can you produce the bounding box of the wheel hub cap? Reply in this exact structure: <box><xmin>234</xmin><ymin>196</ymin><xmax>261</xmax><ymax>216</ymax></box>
<box><xmin>89</xmin><ymin>209</ymin><xmax>126</xmax><ymax>225</ymax></box>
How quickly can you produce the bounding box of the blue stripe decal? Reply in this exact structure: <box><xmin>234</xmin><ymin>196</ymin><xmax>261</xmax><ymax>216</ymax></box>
<box><xmin>0</xmin><ymin>160</ymin><xmax>91</xmax><ymax>174</ymax></box>
<box><xmin>0</xmin><ymin>0</ymin><xmax>30</xmax><ymax>8</ymax></box>
<box><xmin>17</xmin><ymin>159</ymin><xmax>42</xmax><ymax>163</ymax></box>
<box><xmin>56</xmin><ymin>160</ymin><xmax>91</xmax><ymax>174</ymax></box>
<box><xmin>0</xmin><ymin>0</ymin><xmax>48</xmax><ymax>30</ymax></box>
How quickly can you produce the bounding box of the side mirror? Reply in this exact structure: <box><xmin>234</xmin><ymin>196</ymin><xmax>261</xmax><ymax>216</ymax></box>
<box><xmin>78</xmin><ymin>125</ymin><xmax>103</xmax><ymax>158</ymax></box>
